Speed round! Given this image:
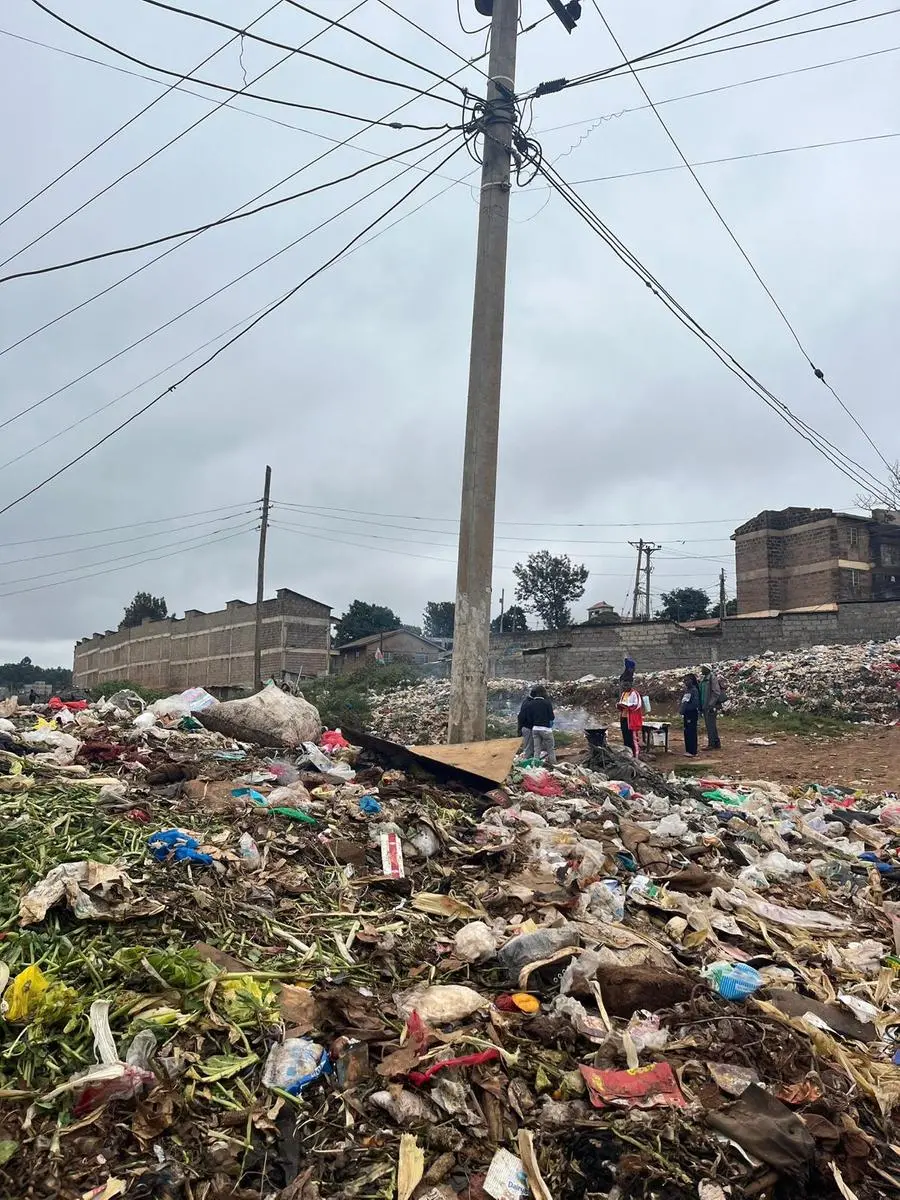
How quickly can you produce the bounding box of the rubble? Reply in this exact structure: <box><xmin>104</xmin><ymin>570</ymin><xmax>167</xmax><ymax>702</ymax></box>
<box><xmin>564</xmin><ymin>638</ymin><xmax>900</xmax><ymax>723</ymax></box>
<box><xmin>0</xmin><ymin>688</ymin><xmax>897</xmax><ymax>1199</ymax></box>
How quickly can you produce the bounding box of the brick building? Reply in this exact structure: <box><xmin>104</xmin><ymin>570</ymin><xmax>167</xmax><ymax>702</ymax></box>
<box><xmin>73</xmin><ymin>588</ymin><xmax>331</xmax><ymax>694</ymax></box>
<box><xmin>335</xmin><ymin>628</ymin><xmax>445</xmax><ymax>673</ymax></box>
<box><xmin>733</xmin><ymin>507</ymin><xmax>900</xmax><ymax>615</ymax></box>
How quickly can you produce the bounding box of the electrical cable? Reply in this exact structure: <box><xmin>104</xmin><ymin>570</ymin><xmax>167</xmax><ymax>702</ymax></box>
<box><xmin>589</xmin><ymin>0</ymin><xmax>893</xmax><ymax>474</ymax></box>
<box><xmin>457</xmin><ymin>0</ymin><xmax>490</xmax><ymax>36</ymax></box>
<box><xmin>525</xmin><ymin>2</ymin><xmax>900</xmax><ymax>98</ymax></box>
<box><xmin>0</xmin><ymin>9</ymin><xmax>491</xmax><ymax>362</ymax></box>
<box><xmin>0</xmin><ymin>131</ymin><xmax>463</xmax><ymax>453</ymax></box>
<box><xmin>0</xmin><ymin>136</ymin><xmax>467</xmax><ymax>519</ymax></box>
<box><xmin>28</xmin><ymin>0</ymin><xmax>460</xmax><ymax>119</ymax></box>
<box><xmin>138</xmin><ymin>0</ymin><xmax>468</xmax><ymax>99</ymax></box>
<box><xmin>273</xmin><ymin>501</ymin><xmax>743</xmax><ymax>526</ymax></box>
<box><xmin>0</xmin><ymin>128</ymin><xmax>460</xmax><ymax>286</ymax></box>
<box><xmin>0</xmin><ymin>508</ymin><xmax>258</xmax><ymax>568</ymax></box>
<box><xmin>0</xmin><ymin>526</ymin><xmax>255</xmax><ymax>600</ymax></box>
<box><xmin>282</xmin><ymin>0</ymin><xmax>489</xmax><ymax>86</ymax></box>
<box><xmin>3</xmin><ymin>1</ymin><xmax>377</xmax><ymax>273</ymax></box>
<box><xmin>0</xmin><ymin>502</ymin><xmax>260</xmax><ymax>549</ymax></box>
<box><xmin>270</xmin><ymin>502</ymin><xmax>736</xmax><ymax>543</ymax></box>
<box><xmin>375</xmin><ymin>0</ymin><xmax>491</xmax><ymax>81</ymax></box>
<box><xmin>536</xmin><ymin>43</ymin><xmax>900</xmax><ymax>138</ymax></box>
<box><xmin>0</xmin><ymin>520</ymin><xmax>259</xmax><ymax>587</ymax></box>
<box><xmin>533</xmin><ymin>157</ymin><xmax>895</xmax><ymax>505</ymax></box>
<box><xmin>0</xmin><ymin>1</ymin><xmax>283</xmax><ymax>235</ymax></box>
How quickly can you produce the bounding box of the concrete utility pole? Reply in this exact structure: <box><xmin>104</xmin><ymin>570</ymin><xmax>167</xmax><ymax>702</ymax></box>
<box><xmin>643</xmin><ymin>542</ymin><xmax>661</xmax><ymax>621</ymax></box>
<box><xmin>448</xmin><ymin>0</ymin><xmax>519</xmax><ymax>743</ymax></box>
<box><xmin>499</xmin><ymin>588</ymin><xmax>505</xmax><ymax>633</ymax></box>
<box><xmin>630</xmin><ymin>540</ymin><xmax>644</xmax><ymax>622</ymax></box>
<box><xmin>252</xmin><ymin>465</ymin><xmax>272</xmax><ymax>690</ymax></box>
<box><xmin>719</xmin><ymin>567</ymin><xmax>727</xmax><ymax>621</ymax></box>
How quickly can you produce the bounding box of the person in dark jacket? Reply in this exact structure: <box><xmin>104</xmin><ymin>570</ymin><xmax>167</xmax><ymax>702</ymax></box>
<box><xmin>519</xmin><ymin>685</ymin><xmax>556</xmax><ymax>765</ymax></box>
<box><xmin>517</xmin><ymin>688</ymin><xmax>534</xmax><ymax>759</ymax></box>
<box><xmin>680</xmin><ymin>673</ymin><xmax>701</xmax><ymax>756</ymax></box>
<box><xmin>699</xmin><ymin>665</ymin><xmax>724</xmax><ymax>750</ymax></box>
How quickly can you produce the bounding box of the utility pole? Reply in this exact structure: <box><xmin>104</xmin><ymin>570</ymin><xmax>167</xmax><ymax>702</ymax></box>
<box><xmin>629</xmin><ymin>540</ymin><xmax>644</xmax><ymax>622</ymax></box>
<box><xmin>252</xmin><ymin>465</ymin><xmax>272</xmax><ymax>691</ymax></box>
<box><xmin>719</xmin><ymin>568</ymin><xmax>727</xmax><ymax>621</ymax></box>
<box><xmin>644</xmin><ymin>543</ymin><xmax>661</xmax><ymax>621</ymax></box>
<box><xmin>499</xmin><ymin>588</ymin><xmax>505</xmax><ymax>633</ymax></box>
<box><xmin>448</xmin><ymin>0</ymin><xmax>519</xmax><ymax>743</ymax></box>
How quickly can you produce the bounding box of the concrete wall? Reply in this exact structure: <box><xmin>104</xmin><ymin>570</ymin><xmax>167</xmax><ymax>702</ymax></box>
<box><xmin>73</xmin><ymin>588</ymin><xmax>331</xmax><ymax>691</ymax></box>
<box><xmin>487</xmin><ymin>600</ymin><xmax>900</xmax><ymax>681</ymax></box>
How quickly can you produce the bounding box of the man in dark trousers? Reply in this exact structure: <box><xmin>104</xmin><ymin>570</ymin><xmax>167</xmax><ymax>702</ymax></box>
<box><xmin>519</xmin><ymin>685</ymin><xmax>556</xmax><ymax>765</ymax></box>
<box><xmin>700</xmin><ymin>665</ymin><xmax>725</xmax><ymax>750</ymax></box>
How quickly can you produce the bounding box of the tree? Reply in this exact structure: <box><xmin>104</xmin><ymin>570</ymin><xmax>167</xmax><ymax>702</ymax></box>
<box><xmin>122</xmin><ymin>592</ymin><xmax>168</xmax><ymax>628</ymax></box>
<box><xmin>725</xmin><ymin>598</ymin><xmax>738</xmax><ymax>617</ymax></box>
<box><xmin>334</xmin><ymin>600</ymin><xmax>401</xmax><ymax>647</ymax></box>
<box><xmin>513</xmin><ymin>551</ymin><xmax>589</xmax><ymax>631</ymax></box>
<box><xmin>423</xmin><ymin>601</ymin><xmax>455</xmax><ymax>639</ymax></box>
<box><xmin>491</xmin><ymin>604</ymin><xmax>528</xmax><ymax>632</ymax></box>
<box><xmin>856</xmin><ymin>461</ymin><xmax>900</xmax><ymax>513</ymax></box>
<box><xmin>656</xmin><ymin>587</ymin><xmax>711</xmax><ymax>622</ymax></box>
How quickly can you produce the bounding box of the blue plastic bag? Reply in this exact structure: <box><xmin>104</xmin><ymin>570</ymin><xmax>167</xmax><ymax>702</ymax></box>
<box><xmin>148</xmin><ymin>829</ymin><xmax>213</xmax><ymax>866</ymax></box>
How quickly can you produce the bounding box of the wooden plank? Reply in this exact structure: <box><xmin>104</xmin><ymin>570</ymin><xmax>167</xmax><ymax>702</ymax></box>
<box><xmin>407</xmin><ymin>737</ymin><xmax>519</xmax><ymax>785</ymax></box>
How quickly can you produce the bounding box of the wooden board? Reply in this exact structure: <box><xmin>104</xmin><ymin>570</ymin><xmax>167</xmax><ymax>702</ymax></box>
<box><xmin>407</xmin><ymin>737</ymin><xmax>520</xmax><ymax>785</ymax></box>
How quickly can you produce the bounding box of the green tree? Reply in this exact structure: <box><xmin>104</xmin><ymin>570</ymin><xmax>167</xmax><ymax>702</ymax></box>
<box><xmin>0</xmin><ymin>658</ymin><xmax>72</xmax><ymax>692</ymax></box>
<box><xmin>513</xmin><ymin>551</ymin><xmax>589</xmax><ymax>631</ymax></box>
<box><xmin>423</xmin><ymin>601</ymin><xmax>455</xmax><ymax>639</ymax></box>
<box><xmin>656</xmin><ymin>587</ymin><xmax>712</xmax><ymax>622</ymax></box>
<box><xmin>334</xmin><ymin>600</ymin><xmax>401</xmax><ymax>647</ymax></box>
<box><xmin>122</xmin><ymin>591</ymin><xmax>168</xmax><ymax>628</ymax></box>
<box><xmin>491</xmin><ymin>604</ymin><xmax>528</xmax><ymax>632</ymax></box>
<box><xmin>724</xmin><ymin>598</ymin><xmax>738</xmax><ymax>617</ymax></box>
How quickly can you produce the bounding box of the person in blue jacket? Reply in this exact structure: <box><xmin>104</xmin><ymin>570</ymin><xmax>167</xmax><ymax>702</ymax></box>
<box><xmin>680</xmin><ymin>673</ymin><xmax>701</xmax><ymax>757</ymax></box>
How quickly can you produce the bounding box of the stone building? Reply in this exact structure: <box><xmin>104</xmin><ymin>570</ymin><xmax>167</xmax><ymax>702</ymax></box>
<box><xmin>733</xmin><ymin>507</ymin><xmax>900</xmax><ymax>615</ymax></box>
<box><xmin>73</xmin><ymin>588</ymin><xmax>331</xmax><ymax>694</ymax></box>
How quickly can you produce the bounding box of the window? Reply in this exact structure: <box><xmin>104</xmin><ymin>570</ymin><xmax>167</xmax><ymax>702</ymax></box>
<box><xmin>849</xmin><ymin>569</ymin><xmax>860</xmax><ymax>591</ymax></box>
<box><xmin>848</xmin><ymin>525</ymin><xmax>859</xmax><ymax>548</ymax></box>
<box><xmin>414</xmin><ymin>653</ymin><xmax>427</xmax><ymax>664</ymax></box>
<box><xmin>383</xmin><ymin>652</ymin><xmax>394</xmax><ymax>663</ymax></box>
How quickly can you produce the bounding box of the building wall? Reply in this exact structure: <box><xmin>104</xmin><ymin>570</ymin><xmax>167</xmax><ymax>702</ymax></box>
<box><xmin>73</xmin><ymin>589</ymin><xmax>330</xmax><ymax>692</ymax></box>
<box><xmin>336</xmin><ymin>630</ymin><xmax>439</xmax><ymax>673</ymax></box>
<box><xmin>487</xmin><ymin>600</ymin><xmax>900</xmax><ymax>681</ymax></box>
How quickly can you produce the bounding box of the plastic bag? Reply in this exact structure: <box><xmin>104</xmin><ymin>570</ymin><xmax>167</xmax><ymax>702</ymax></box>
<box><xmin>147</xmin><ymin>829</ymin><xmax>214</xmax><ymax>866</ymax></box>
<box><xmin>704</xmin><ymin>962</ymin><xmax>763</xmax><ymax>1001</ymax></box>
<box><xmin>577</xmin><ymin>879</ymin><xmax>625</xmax><ymax>923</ymax></box>
<box><xmin>522</xmin><ymin>769</ymin><xmax>563</xmax><ymax>798</ymax></box>
<box><xmin>262</xmin><ymin>1038</ymin><xmax>330</xmax><ymax>1094</ymax></box>
<box><xmin>200</xmin><ymin>684</ymin><xmax>320</xmax><ymax>748</ymax></box>
<box><xmin>453</xmin><ymin>922</ymin><xmax>498</xmax><ymax>963</ymax></box>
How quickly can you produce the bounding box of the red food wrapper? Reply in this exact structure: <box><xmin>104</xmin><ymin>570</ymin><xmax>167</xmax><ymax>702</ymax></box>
<box><xmin>580</xmin><ymin>1062</ymin><xmax>686</xmax><ymax>1109</ymax></box>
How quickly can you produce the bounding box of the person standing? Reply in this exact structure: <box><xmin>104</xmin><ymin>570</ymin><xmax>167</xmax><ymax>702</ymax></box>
<box><xmin>617</xmin><ymin>673</ymin><xmax>643</xmax><ymax>758</ymax></box>
<box><xmin>523</xmin><ymin>684</ymin><xmax>556</xmax><ymax>765</ymax></box>
<box><xmin>700</xmin><ymin>665</ymin><xmax>724</xmax><ymax>750</ymax></box>
<box><xmin>517</xmin><ymin>688</ymin><xmax>535</xmax><ymax>759</ymax></box>
<box><xmin>680</xmin><ymin>673</ymin><xmax>701</xmax><ymax>756</ymax></box>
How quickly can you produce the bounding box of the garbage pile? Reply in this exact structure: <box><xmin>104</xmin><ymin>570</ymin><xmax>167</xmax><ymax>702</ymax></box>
<box><xmin>1</xmin><ymin>685</ymin><xmax>899</xmax><ymax>1199</ymax></box>
<box><xmin>564</xmin><ymin>638</ymin><xmax>900</xmax><ymax>723</ymax></box>
<box><xmin>369</xmin><ymin>679</ymin><xmax>530</xmax><ymax>745</ymax></box>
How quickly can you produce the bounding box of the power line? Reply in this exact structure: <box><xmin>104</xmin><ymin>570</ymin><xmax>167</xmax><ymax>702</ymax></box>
<box><xmin>527</xmin><ymin>2</ymin><xmax>900</xmax><ymax>98</ymax></box>
<box><xmin>0</xmin><ymin>128</ymin><xmax>461</xmax><ymax>286</ymax></box>
<box><xmin>0</xmin><ymin>508</ymin><xmax>258</xmax><ymax>567</ymax></box>
<box><xmin>533</xmin><ymin>157</ymin><xmax>895</xmax><ymax>505</ymax></box>
<box><xmin>0</xmin><ymin>502</ymin><xmax>259</xmax><ymax>548</ymax></box>
<box><xmin>457</xmin><ymin>0</ymin><xmax>490</xmax><ymax>37</ymax></box>
<box><xmin>589</xmin><ymin>0</ymin><xmax>893</xmax><ymax>475</ymax></box>
<box><xmin>0</xmin><ymin>132</ymin><xmax>463</xmax><ymax>456</ymax></box>
<box><xmin>0</xmin><ymin>137</ymin><xmax>466</xmax><ymax>519</ymax></box>
<box><xmin>138</xmin><ymin>0</ymin><xmax>468</xmax><ymax>98</ymax></box>
<box><xmin>28</xmin><ymin>0</ymin><xmax>460</xmax><ymax>122</ymax></box>
<box><xmin>536</xmin><ymin>42</ymin><xmax>900</xmax><ymax>138</ymax></box>
<box><xmin>0</xmin><ymin>520</ymin><xmax>259</xmax><ymax>587</ymax></box>
<box><xmin>375</xmin><ymin>0</ymin><xmax>492</xmax><ymax>80</ymax></box>
<box><xmin>0</xmin><ymin>10</ymin><xmax>491</xmax><ymax>362</ymax></box>
<box><xmin>274</xmin><ymin>500</ymin><xmax>744</xmax><ymax>526</ymax></box>
<box><xmin>0</xmin><ymin>526</ymin><xmax>255</xmax><ymax>600</ymax></box>
<box><xmin>0</xmin><ymin>1</ymin><xmax>283</xmax><ymax>235</ymax></box>
<box><xmin>3</xmin><ymin>1</ymin><xmax>384</xmax><ymax>273</ymax></box>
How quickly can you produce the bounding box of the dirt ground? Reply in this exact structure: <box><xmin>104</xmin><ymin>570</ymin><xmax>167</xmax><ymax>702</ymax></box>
<box><xmin>568</xmin><ymin>711</ymin><xmax>900</xmax><ymax>791</ymax></box>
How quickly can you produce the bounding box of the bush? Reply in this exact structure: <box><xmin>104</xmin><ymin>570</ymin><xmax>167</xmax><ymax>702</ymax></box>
<box><xmin>301</xmin><ymin>663</ymin><xmax>424</xmax><ymax>730</ymax></box>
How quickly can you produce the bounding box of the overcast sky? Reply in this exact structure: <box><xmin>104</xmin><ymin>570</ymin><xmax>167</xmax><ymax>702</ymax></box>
<box><xmin>0</xmin><ymin>0</ymin><xmax>897</xmax><ymax>667</ymax></box>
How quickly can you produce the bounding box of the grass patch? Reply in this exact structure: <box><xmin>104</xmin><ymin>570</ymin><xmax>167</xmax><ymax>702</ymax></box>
<box><xmin>726</xmin><ymin>708</ymin><xmax>855</xmax><ymax>738</ymax></box>
<box><xmin>90</xmin><ymin>679</ymin><xmax>167</xmax><ymax>703</ymax></box>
